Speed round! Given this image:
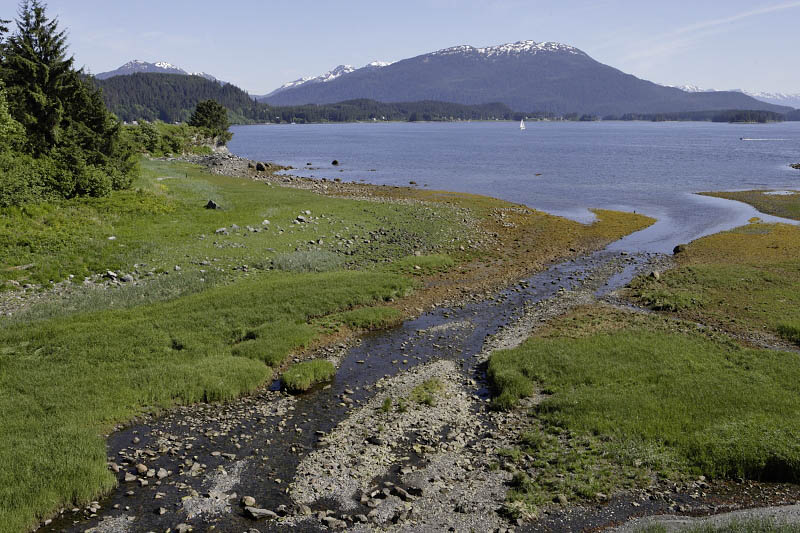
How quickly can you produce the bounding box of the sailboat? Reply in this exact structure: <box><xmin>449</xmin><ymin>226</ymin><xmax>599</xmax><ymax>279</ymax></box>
<box><xmin>519</xmin><ymin>119</ymin><xmax>526</xmax><ymax>130</ymax></box>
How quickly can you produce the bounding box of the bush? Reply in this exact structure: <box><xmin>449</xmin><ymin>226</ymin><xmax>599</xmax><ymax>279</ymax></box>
<box><xmin>0</xmin><ymin>152</ymin><xmax>50</xmax><ymax>207</ymax></box>
<box><xmin>281</xmin><ymin>359</ymin><xmax>336</xmax><ymax>392</ymax></box>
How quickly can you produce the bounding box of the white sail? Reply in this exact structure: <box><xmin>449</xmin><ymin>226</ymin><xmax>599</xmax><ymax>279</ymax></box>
<box><xmin>520</xmin><ymin>119</ymin><xmax>526</xmax><ymax>130</ymax></box>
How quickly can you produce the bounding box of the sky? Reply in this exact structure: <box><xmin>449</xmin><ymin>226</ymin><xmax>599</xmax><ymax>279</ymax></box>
<box><xmin>4</xmin><ymin>0</ymin><xmax>799</xmax><ymax>95</ymax></box>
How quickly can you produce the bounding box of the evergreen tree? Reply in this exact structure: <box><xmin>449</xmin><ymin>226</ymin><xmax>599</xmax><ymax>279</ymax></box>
<box><xmin>189</xmin><ymin>99</ymin><xmax>231</xmax><ymax>143</ymax></box>
<box><xmin>0</xmin><ymin>0</ymin><xmax>136</xmax><ymax>203</ymax></box>
<box><xmin>1</xmin><ymin>0</ymin><xmax>76</xmax><ymax>154</ymax></box>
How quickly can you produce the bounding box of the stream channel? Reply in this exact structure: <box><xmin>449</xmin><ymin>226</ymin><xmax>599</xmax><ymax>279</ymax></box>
<box><xmin>42</xmin><ymin>250</ymin><xmax>665</xmax><ymax>533</ymax></box>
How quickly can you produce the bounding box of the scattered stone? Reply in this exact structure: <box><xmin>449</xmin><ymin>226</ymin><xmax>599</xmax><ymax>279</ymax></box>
<box><xmin>205</xmin><ymin>200</ymin><xmax>219</xmax><ymax>209</ymax></box>
<box><xmin>120</xmin><ymin>274</ymin><xmax>134</xmax><ymax>283</ymax></box>
<box><xmin>245</xmin><ymin>506</ymin><xmax>278</xmax><ymax>520</ymax></box>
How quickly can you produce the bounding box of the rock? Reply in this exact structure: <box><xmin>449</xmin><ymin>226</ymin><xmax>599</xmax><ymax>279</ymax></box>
<box><xmin>120</xmin><ymin>274</ymin><xmax>134</xmax><ymax>283</ymax></box>
<box><xmin>321</xmin><ymin>516</ymin><xmax>346</xmax><ymax>529</ymax></box>
<box><xmin>331</xmin><ymin>160</ymin><xmax>339</xmax><ymax>166</ymax></box>
<box><xmin>175</xmin><ymin>524</ymin><xmax>192</xmax><ymax>533</ymax></box>
<box><xmin>123</xmin><ymin>473</ymin><xmax>136</xmax><ymax>483</ymax></box>
<box><xmin>649</xmin><ymin>271</ymin><xmax>661</xmax><ymax>281</ymax></box>
<box><xmin>215</xmin><ymin>227</ymin><xmax>228</xmax><ymax>235</ymax></box>
<box><xmin>174</xmin><ymin>265</ymin><xmax>181</xmax><ymax>272</ymax></box>
<box><xmin>245</xmin><ymin>506</ymin><xmax>278</xmax><ymax>520</ymax></box>
<box><xmin>791</xmin><ymin>163</ymin><xmax>800</xmax><ymax>170</ymax></box>
<box><xmin>261</xmin><ymin>219</ymin><xmax>270</xmax><ymax>226</ymax></box>
<box><xmin>255</xmin><ymin>162</ymin><xmax>267</xmax><ymax>172</ymax></box>
<box><xmin>555</xmin><ymin>494</ymin><xmax>568</xmax><ymax>505</ymax></box>
<box><xmin>157</xmin><ymin>468</ymin><xmax>168</xmax><ymax>479</ymax></box>
<box><xmin>205</xmin><ymin>200</ymin><xmax>219</xmax><ymax>210</ymax></box>
<box><xmin>297</xmin><ymin>504</ymin><xmax>312</xmax><ymax>516</ymax></box>
<box><xmin>242</xmin><ymin>496</ymin><xmax>256</xmax><ymax>507</ymax></box>
<box><xmin>155</xmin><ymin>507</ymin><xmax>167</xmax><ymax>515</ymax></box>
<box><xmin>366</xmin><ymin>436</ymin><xmax>385</xmax><ymax>446</ymax></box>
<box><xmin>673</xmin><ymin>244</ymin><xmax>687</xmax><ymax>255</ymax></box>
<box><xmin>105</xmin><ymin>270</ymin><xmax>117</xmax><ymax>280</ymax></box>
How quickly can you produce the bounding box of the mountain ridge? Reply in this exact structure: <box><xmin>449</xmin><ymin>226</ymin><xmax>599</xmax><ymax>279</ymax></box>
<box><xmin>96</xmin><ymin>60</ymin><xmax>224</xmax><ymax>84</ymax></box>
<box><xmin>259</xmin><ymin>40</ymin><xmax>790</xmax><ymax>115</ymax></box>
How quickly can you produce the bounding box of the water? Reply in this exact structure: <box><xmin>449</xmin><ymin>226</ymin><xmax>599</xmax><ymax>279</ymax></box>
<box><xmin>229</xmin><ymin>121</ymin><xmax>800</xmax><ymax>253</ymax></box>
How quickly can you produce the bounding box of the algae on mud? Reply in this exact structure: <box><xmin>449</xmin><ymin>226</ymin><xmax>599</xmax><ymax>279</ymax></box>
<box><xmin>0</xmin><ymin>157</ymin><xmax>650</xmax><ymax>533</ymax></box>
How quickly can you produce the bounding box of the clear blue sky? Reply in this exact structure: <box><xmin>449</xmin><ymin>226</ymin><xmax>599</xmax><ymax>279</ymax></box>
<box><xmin>7</xmin><ymin>0</ymin><xmax>800</xmax><ymax>95</ymax></box>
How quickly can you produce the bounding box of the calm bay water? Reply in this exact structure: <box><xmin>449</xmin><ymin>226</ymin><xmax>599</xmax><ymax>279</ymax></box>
<box><xmin>228</xmin><ymin>121</ymin><xmax>800</xmax><ymax>253</ymax></box>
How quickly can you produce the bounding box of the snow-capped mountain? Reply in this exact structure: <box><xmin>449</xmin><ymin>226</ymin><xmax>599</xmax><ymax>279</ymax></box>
<box><xmin>261</xmin><ymin>39</ymin><xmax>788</xmax><ymax>115</ymax></box>
<box><xmin>673</xmin><ymin>84</ymin><xmax>800</xmax><ymax>109</ymax></box>
<box><xmin>262</xmin><ymin>61</ymin><xmax>392</xmax><ymax>99</ymax></box>
<box><xmin>95</xmin><ymin>60</ymin><xmax>224</xmax><ymax>84</ymax></box>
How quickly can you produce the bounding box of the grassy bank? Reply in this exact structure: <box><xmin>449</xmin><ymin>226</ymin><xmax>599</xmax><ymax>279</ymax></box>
<box><xmin>0</xmin><ymin>158</ymin><xmax>649</xmax><ymax>532</ymax></box>
<box><xmin>488</xmin><ymin>191</ymin><xmax>800</xmax><ymax>515</ymax></box>
<box><xmin>629</xmin><ymin>222</ymin><xmax>800</xmax><ymax>344</ymax></box>
<box><xmin>702</xmin><ymin>190</ymin><xmax>800</xmax><ymax>221</ymax></box>
<box><xmin>489</xmin><ymin>306</ymin><xmax>800</xmax><ymax>514</ymax></box>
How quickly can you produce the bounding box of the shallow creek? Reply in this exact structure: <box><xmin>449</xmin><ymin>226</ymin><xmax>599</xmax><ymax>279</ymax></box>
<box><xmin>41</xmin><ymin>250</ymin><xmax>664</xmax><ymax>533</ymax></box>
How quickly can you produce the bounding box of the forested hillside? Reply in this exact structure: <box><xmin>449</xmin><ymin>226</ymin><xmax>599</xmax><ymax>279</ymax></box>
<box><xmin>93</xmin><ymin>73</ymin><xmax>528</xmax><ymax>123</ymax></box>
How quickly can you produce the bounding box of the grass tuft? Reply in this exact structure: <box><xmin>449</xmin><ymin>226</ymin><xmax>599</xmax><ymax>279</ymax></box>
<box><xmin>281</xmin><ymin>359</ymin><xmax>336</xmax><ymax>392</ymax></box>
<box><xmin>410</xmin><ymin>378</ymin><xmax>444</xmax><ymax>406</ymax></box>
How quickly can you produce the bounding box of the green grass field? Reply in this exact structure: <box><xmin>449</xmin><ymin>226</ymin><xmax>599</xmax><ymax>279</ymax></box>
<box><xmin>489</xmin><ymin>306</ymin><xmax>800</xmax><ymax>514</ymax></box>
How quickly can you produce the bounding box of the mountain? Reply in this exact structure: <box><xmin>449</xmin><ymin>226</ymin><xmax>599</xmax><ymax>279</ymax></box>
<box><xmin>674</xmin><ymin>85</ymin><xmax>800</xmax><ymax>109</ymax></box>
<box><xmin>260</xmin><ymin>61</ymin><xmax>392</xmax><ymax>99</ymax></box>
<box><xmin>96</xmin><ymin>60</ymin><xmax>223</xmax><ymax>84</ymax></box>
<box><xmin>260</xmin><ymin>40</ymin><xmax>790</xmax><ymax>115</ymax></box>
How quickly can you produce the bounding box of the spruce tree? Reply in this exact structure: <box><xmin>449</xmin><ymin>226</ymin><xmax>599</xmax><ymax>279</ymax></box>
<box><xmin>189</xmin><ymin>99</ymin><xmax>232</xmax><ymax>143</ymax></box>
<box><xmin>1</xmin><ymin>0</ymin><xmax>76</xmax><ymax>154</ymax></box>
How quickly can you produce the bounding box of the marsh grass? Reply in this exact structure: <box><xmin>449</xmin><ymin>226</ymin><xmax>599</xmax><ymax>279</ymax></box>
<box><xmin>629</xmin><ymin>223</ymin><xmax>800</xmax><ymax>340</ymax></box>
<box><xmin>281</xmin><ymin>359</ymin><xmax>336</xmax><ymax>392</ymax></box>
<box><xmin>327</xmin><ymin>306</ymin><xmax>403</xmax><ymax>330</ymax></box>
<box><xmin>703</xmin><ymin>190</ymin><xmax>800</xmax><ymax>221</ymax></box>
<box><xmin>489</xmin><ymin>307</ymin><xmax>800</xmax><ymax>493</ymax></box>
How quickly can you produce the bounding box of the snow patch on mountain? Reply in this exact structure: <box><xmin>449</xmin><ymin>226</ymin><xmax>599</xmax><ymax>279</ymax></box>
<box><xmin>96</xmin><ymin>60</ymin><xmax>225</xmax><ymax>84</ymax></box>
<box><xmin>431</xmin><ymin>40</ymin><xmax>584</xmax><ymax>57</ymax></box>
<box><xmin>672</xmin><ymin>84</ymin><xmax>800</xmax><ymax>108</ymax></box>
<box><xmin>265</xmin><ymin>61</ymin><xmax>392</xmax><ymax>97</ymax></box>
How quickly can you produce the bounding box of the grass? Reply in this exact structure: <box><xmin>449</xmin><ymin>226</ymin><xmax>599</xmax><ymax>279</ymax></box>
<box><xmin>488</xmin><ymin>306</ymin><xmax>800</xmax><ymax>514</ymax></box>
<box><xmin>629</xmin><ymin>222</ymin><xmax>800</xmax><ymax>341</ymax></box>
<box><xmin>326</xmin><ymin>306</ymin><xmax>403</xmax><ymax>330</ymax></box>
<box><xmin>410</xmin><ymin>378</ymin><xmax>444</xmax><ymax>406</ymax></box>
<box><xmin>702</xmin><ymin>190</ymin><xmax>800</xmax><ymax>221</ymax></box>
<box><xmin>0</xmin><ymin>157</ymin><xmax>651</xmax><ymax>532</ymax></box>
<box><xmin>281</xmin><ymin>359</ymin><xmax>336</xmax><ymax>392</ymax></box>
